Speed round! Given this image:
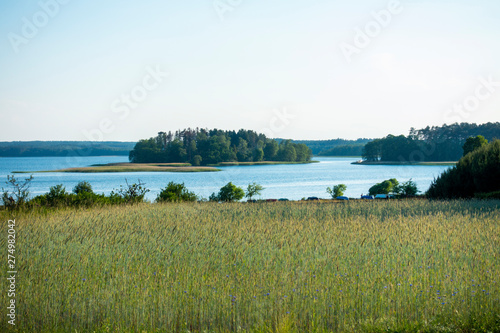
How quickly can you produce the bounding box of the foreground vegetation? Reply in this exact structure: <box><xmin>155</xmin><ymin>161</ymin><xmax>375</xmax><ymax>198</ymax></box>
<box><xmin>427</xmin><ymin>140</ymin><xmax>500</xmax><ymax>199</ymax></box>
<box><xmin>1</xmin><ymin>200</ymin><xmax>499</xmax><ymax>332</ymax></box>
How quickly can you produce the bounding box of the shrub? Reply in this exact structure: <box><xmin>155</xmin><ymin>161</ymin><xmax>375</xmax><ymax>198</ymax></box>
<box><xmin>369</xmin><ymin>179</ymin><xmax>399</xmax><ymax>196</ymax></box>
<box><xmin>210</xmin><ymin>182</ymin><xmax>244</xmax><ymax>202</ymax></box>
<box><xmin>46</xmin><ymin>184</ymin><xmax>69</xmax><ymax>207</ymax></box>
<box><xmin>245</xmin><ymin>183</ymin><xmax>264</xmax><ymax>201</ymax></box>
<box><xmin>73</xmin><ymin>181</ymin><xmax>93</xmax><ymax>195</ymax></box>
<box><xmin>1</xmin><ymin>175</ymin><xmax>34</xmax><ymax>209</ymax></box>
<box><xmin>397</xmin><ymin>179</ymin><xmax>419</xmax><ymax>196</ymax></box>
<box><xmin>112</xmin><ymin>179</ymin><xmax>150</xmax><ymax>203</ymax></box>
<box><xmin>326</xmin><ymin>184</ymin><xmax>347</xmax><ymax>198</ymax></box>
<box><xmin>156</xmin><ymin>182</ymin><xmax>197</xmax><ymax>202</ymax></box>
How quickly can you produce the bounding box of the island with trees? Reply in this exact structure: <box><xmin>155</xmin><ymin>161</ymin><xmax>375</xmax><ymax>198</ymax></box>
<box><xmin>129</xmin><ymin>128</ymin><xmax>313</xmax><ymax>165</ymax></box>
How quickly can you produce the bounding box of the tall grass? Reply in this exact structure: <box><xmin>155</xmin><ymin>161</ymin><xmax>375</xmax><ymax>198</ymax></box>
<box><xmin>1</xmin><ymin>200</ymin><xmax>499</xmax><ymax>332</ymax></box>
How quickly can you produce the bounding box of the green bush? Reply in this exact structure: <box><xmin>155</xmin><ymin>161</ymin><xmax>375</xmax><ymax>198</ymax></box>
<box><xmin>245</xmin><ymin>183</ymin><xmax>264</xmax><ymax>201</ymax></box>
<box><xmin>369</xmin><ymin>179</ymin><xmax>399</xmax><ymax>196</ymax></box>
<box><xmin>326</xmin><ymin>184</ymin><xmax>347</xmax><ymax>198</ymax></box>
<box><xmin>73</xmin><ymin>181</ymin><xmax>93</xmax><ymax>195</ymax></box>
<box><xmin>156</xmin><ymin>182</ymin><xmax>197</xmax><ymax>202</ymax></box>
<box><xmin>210</xmin><ymin>182</ymin><xmax>244</xmax><ymax>202</ymax></box>
<box><xmin>1</xmin><ymin>175</ymin><xmax>34</xmax><ymax>209</ymax></box>
<box><xmin>397</xmin><ymin>179</ymin><xmax>419</xmax><ymax>196</ymax></box>
<box><xmin>28</xmin><ymin>179</ymin><xmax>150</xmax><ymax>208</ymax></box>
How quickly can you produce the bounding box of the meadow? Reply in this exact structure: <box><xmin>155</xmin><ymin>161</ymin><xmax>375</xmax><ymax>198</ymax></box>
<box><xmin>1</xmin><ymin>200</ymin><xmax>499</xmax><ymax>332</ymax></box>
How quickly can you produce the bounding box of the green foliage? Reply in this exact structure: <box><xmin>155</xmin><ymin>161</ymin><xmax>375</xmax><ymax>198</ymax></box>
<box><xmin>326</xmin><ymin>184</ymin><xmax>347</xmax><ymax>198</ymax></box>
<box><xmin>363</xmin><ymin>122</ymin><xmax>500</xmax><ymax>162</ymax></box>
<box><xmin>427</xmin><ymin>140</ymin><xmax>500</xmax><ymax>199</ymax></box>
<box><xmin>211</xmin><ymin>182</ymin><xmax>245</xmax><ymax>202</ymax></box>
<box><xmin>1</xmin><ymin>174</ymin><xmax>34</xmax><ymax>209</ymax></box>
<box><xmin>73</xmin><ymin>181</ymin><xmax>93</xmax><ymax>195</ymax></box>
<box><xmin>129</xmin><ymin>128</ymin><xmax>312</xmax><ymax>165</ymax></box>
<box><xmin>463</xmin><ymin>135</ymin><xmax>488</xmax><ymax>156</ymax></box>
<box><xmin>369</xmin><ymin>178</ymin><xmax>399</xmax><ymax>196</ymax></box>
<box><xmin>318</xmin><ymin>144</ymin><xmax>365</xmax><ymax>156</ymax></box>
<box><xmin>112</xmin><ymin>179</ymin><xmax>150</xmax><ymax>203</ymax></box>
<box><xmin>397</xmin><ymin>179</ymin><xmax>419</xmax><ymax>196</ymax></box>
<box><xmin>29</xmin><ymin>179</ymin><xmax>150</xmax><ymax>208</ymax></box>
<box><xmin>245</xmin><ymin>183</ymin><xmax>265</xmax><ymax>200</ymax></box>
<box><xmin>46</xmin><ymin>184</ymin><xmax>69</xmax><ymax>206</ymax></box>
<box><xmin>156</xmin><ymin>182</ymin><xmax>197</xmax><ymax>203</ymax></box>
<box><xmin>192</xmin><ymin>155</ymin><xmax>202</xmax><ymax>166</ymax></box>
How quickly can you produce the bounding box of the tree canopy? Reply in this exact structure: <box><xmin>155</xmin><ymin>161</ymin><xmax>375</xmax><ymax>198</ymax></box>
<box><xmin>462</xmin><ymin>135</ymin><xmax>488</xmax><ymax>156</ymax></box>
<box><xmin>362</xmin><ymin>122</ymin><xmax>500</xmax><ymax>162</ymax></box>
<box><xmin>129</xmin><ymin>128</ymin><xmax>312</xmax><ymax>165</ymax></box>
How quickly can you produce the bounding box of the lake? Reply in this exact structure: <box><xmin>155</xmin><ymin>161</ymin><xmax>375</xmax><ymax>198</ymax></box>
<box><xmin>0</xmin><ymin>156</ymin><xmax>451</xmax><ymax>201</ymax></box>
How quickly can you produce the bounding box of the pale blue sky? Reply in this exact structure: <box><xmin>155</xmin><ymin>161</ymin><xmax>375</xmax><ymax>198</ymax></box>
<box><xmin>1</xmin><ymin>0</ymin><xmax>499</xmax><ymax>141</ymax></box>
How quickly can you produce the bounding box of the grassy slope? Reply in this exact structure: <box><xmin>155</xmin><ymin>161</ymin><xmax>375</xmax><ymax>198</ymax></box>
<box><xmin>1</xmin><ymin>200</ymin><xmax>499</xmax><ymax>332</ymax></box>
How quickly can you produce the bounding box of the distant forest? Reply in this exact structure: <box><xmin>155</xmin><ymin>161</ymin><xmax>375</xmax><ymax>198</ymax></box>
<box><xmin>129</xmin><ymin>129</ymin><xmax>312</xmax><ymax>165</ymax></box>
<box><xmin>362</xmin><ymin>122</ymin><xmax>500</xmax><ymax>162</ymax></box>
<box><xmin>289</xmin><ymin>139</ymin><xmax>371</xmax><ymax>156</ymax></box>
<box><xmin>0</xmin><ymin>141</ymin><xmax>135</xmax><ymax>157</ymax></box>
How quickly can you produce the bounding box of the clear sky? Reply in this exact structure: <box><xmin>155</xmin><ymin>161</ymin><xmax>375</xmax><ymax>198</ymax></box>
<box><xmin>1</xmin><ymin>0</ymin><xmax>499</xmax><ymax>141</ymax></box>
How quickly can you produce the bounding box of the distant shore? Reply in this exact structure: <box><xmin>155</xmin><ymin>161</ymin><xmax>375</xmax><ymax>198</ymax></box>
<box><xmin>351</xmin><ymin>160</ymin><xmax>457</xmax><ymax>166</ymax></box>
<box><xmin>210</xmin><ymin>160</ymin><xmax>319</xmax><ymax>166</ymax></box>
<box><xmin>13</xmin><ymin>160</ymin><xmax>320</xmax><ymax>173</ymax></box>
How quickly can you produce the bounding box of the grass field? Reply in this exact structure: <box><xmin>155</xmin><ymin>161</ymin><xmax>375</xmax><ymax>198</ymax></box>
<box><xmin>1</xmin><ymin>200</ymin><xmax>499</xmax><ymax>332</ymax></box>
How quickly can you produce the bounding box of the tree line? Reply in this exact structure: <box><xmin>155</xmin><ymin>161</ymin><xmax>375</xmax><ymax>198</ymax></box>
<box><xmin>362</xmin><ymin>122</ymin><xmax>500</xmax><ymax>162</ymax></box>
<box><xmin>129</xmin><ymin>128</ymin><xmax>313</xmax><ymax>165</ymax></box>
<box><xmin>289</xmin><ymin>138</ymin><xmax>371</xmax><ymax>155</ymax></box>
<box><xmin>0</xmin><ymin>141</ymin><xmax>135</xmax><ymax>157</ymax></box>
<box><xmin>426</xmin><ymin>139</ymin><xmax>500</xmax><ymax>199</ymax></box>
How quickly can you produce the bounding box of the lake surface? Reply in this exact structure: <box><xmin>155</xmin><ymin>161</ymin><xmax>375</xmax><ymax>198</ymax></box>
<box><xmin>0</xmin><ymin>156</ymin><xmax>451</xmax><ymax>201</ymax></box>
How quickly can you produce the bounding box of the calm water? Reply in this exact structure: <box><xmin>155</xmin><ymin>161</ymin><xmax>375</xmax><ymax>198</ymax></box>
<box><xmin>0</xmin><ymin>156</ymin><xmax>451</xmax><ymax>201</ymax></box>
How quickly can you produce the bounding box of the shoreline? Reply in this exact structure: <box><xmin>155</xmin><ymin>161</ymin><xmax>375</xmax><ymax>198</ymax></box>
<box><xmin>210</xmin><ymin>160</ymin><xmax>319</xmax><ymax>166</ymax></box>
<box><xmin>13</xmin><ymin>163</ymin><xmax>221</xmax><ymax>173</ymax></box>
